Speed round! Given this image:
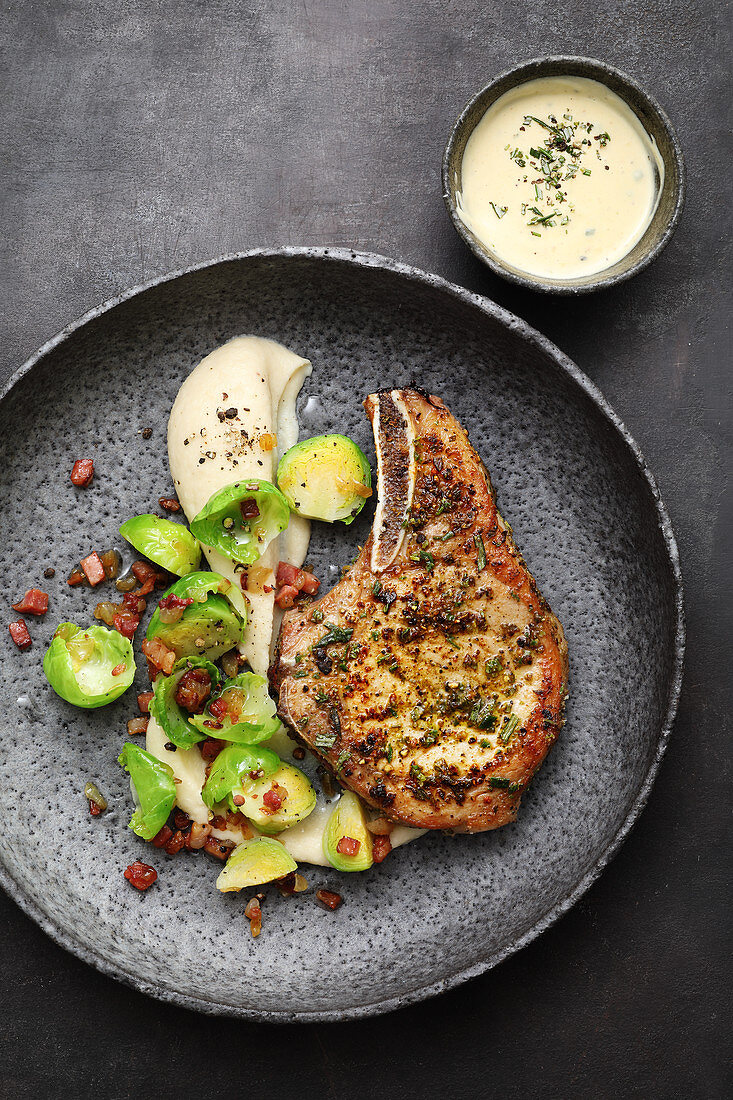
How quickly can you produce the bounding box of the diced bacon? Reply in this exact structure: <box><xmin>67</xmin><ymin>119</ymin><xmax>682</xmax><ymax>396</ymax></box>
<box><xmin>245</xmin><ymin>897</ymin><xmax>262</xmax><ymax>937</ymax></box>
<box><xmin>131</xmin><ymin>560</ymin><xmax>157</xmax><ymax>583</ymax></box>
<box><xmin>174</xmin><ymin>668</ymin><xmax>212</xmax><ymax>713</ymax></box>
<box><xmin>141</xmin><ymin>637</ymin><xmax>176</xmax><ymax>675</ymax></box>
<box><xmin>275</xmin><ymin>584</ymin><xmax>299</xmax><ymax>609</ymax></box>
<box><xmin>137</xmin><ymin>691</ymin><xmax>154</xmax><ymax>714</ymax></box>
<box><xmin>371</xmin><ymin>834</ymin><xmax>392</xmax><ymax>863</ymax></box>
<box><xmin>299</xmin><ymin>570</ymin><xmax>321</xmax><ymax>595</ymax></box>
<box><xmin>11</xmin><ymin>588</ymin><xmax>49</xmax><ymax>616</ymax></box>
<box><xmin>111</xmin><ymin>662</ymin><xmax>127</xmax><ymax>676</ymax></box>
<box><xmin>67</xmin><ymin>565</ymin><xmax>85</xmax><ymax>587</ymax></box>
<box><xmin>262</xmin><ymin>786</ymin><xmax>283</xmax><ymax>812</ymax></box>
<box><xmin>209</xmin><ymin>697</ymin><xmax>228</xmax><ymax>720</ymax></box>
<box><xmin>151</xmin><ymin>825</ymin><xmax>173</xmax><ymax>849</ymax></box>
<box><xmin>131</xmin><ymin>560</ymin><xmax>167</xmax><ymax>595</ymax></box>
<box><xmin>201</xmin><ymin>738</ymin><xmax>225</xmax><ymax>761</ymax></box>
<box><xmin>80</xmin><ymin>552</ymin><xmax>106</xmax><ymax>587</ymax></box>
<box><xmin>122</xmin><ymin>591</ymin><xmax>146</xmax><ymax>614</ymax></box>
<box><xmin>275</xmin><ymin>561</ymin><xmax>320</xmax><ymax>605</ymax></box>
<box><xmin>8</xmin><ymin>620</ymin><xmax>31</xmax><ymax>650</ymax></box>
<box><xmin>123</xmin><ymin>861</ymin><xmax>157</xmax><ymax>890</ymax></box>
<box><xmin>126</xmin><ymin>717</ymin><xmax>148</xmax><ymax>736</ymax></box>
<box><xmin>336</xmin><ymin>836</ymin><xmax>361</xmax><ymax>857</ymax></box>
<box><xmin>158</xmin><ymin>497</ymin><xmax>180</xmax><ymax>512</ymax></box>
<box><xmin>164</xmin><ymin>830</ymin><xmax>186</xmax><ymax>855</ymax></box>
<box><xmin>113</xmin><ymin>611</ymin><xmax>139</xmax><ymax>639</ymax></box>
<box><xmin>70</xmin><ymin>459</ymin><xmax>94</xmax><ymax>487</ymax></box>
<box><xmin>89</xmin><ymin>800</ymin><xmax>102</xmax><ymax>817</ymax></box>
<box><xmin>157</xmin><ymin>594</ymin><xmax>194</xmax><ymax>611</ymax></box>
<box><xmin>315</xmin><ymin>889</ymin><xmax>343</xmax><ymax>911</ymax></box>
<box><xmin>203</xmin><ymin>836</ymin><xmax>234</xmax><ymax>860</ymax></box>
<box><xmin>156</xmin><ymin>594</ymin><xmax>193</xmax><ymax>625</ymax></box>
<box><xmin>240</xmin><ymin>498</ymin><xmax>260</xmax><ymax>520</ymax></box>
<box><xmin>276</xmin><ymin>562</ymin><xmax>304</xmax><ymax>588</ymax></box>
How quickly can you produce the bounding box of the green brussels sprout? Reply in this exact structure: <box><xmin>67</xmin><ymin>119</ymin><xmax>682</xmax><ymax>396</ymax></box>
<box><xmin>236</xmin><ymin>762</ymin><xmax>316</xmax><ymax>835</ymax></box>
<box><xmin>189</xmin><ymin>479</ymin><xmax>290</xmax><ymax>566</ymax></box>
<box><xmin>323</xmin><ymin>791</ymin><xmax>373</xmax><ymax>871</ymax></box>
<box><xmin>202</xmin><ymin>743</ymin><xmax>281</xmax><ymax>811</ymax></box>
<box><xmin>118</xmin><ymin>743</ymin><xmax>176</xmax><ymax>841</ymax></box>
<box><xmin>277</xmin><ymin>434</ymin><xmax>372</xmax><ymax>524</ymax></box>
<box><xmin>216</xmin><ymin>837</ymin><xmax>297</xmax><ymax>893</ymax></box>
<box><xmin>188</xmin><ymin>671</ymin><xmax>281</xmax><ymax>744</ymax></box>
<box><xmin>119</xmin><ymin>514</ymin><xmax>201</xmax><ymax>576</ymax></box>
<box><xmin>146</xmin><ymin>572</ymin><xmax>245</xmax><ymax>661</ymax></box>
<box><xmin>43</xmin><ymin>622</ymin><xmax>135</xmax><ymax>708</ymax></box>
<box><xmin>148</xmin><ymin>656</ymin><xmax>221</xmax><ymax>750</ymax></box>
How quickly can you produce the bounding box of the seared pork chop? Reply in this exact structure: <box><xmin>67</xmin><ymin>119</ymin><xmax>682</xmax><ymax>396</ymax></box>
<box><xmin>272</xmin><ymin>390</ymin><xmax>568</xmax><ymax>832</ymax></box>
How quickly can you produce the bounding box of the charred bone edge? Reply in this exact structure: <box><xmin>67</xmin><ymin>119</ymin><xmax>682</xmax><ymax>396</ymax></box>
<box><xmin>368</xmin><ymin>390</ymin><xmax>416</xmax><ymax>573</ymax></box>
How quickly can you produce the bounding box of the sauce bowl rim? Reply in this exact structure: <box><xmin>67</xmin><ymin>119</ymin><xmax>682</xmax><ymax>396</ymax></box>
<box><xmin>442</xmin><ymin>55</ymin><xmax>686</xmax><ymax>295</ymax></box>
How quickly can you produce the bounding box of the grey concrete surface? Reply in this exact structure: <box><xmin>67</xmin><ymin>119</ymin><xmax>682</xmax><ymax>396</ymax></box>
<box><xmin>0</xmin><ymin>1</ymin><xmax>730</xmax><ymax>1097</ymax></box>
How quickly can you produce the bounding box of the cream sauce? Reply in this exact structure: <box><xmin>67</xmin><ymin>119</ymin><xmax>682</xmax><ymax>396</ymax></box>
<box><xmin>456</xmin><ymin>75</ymin><xmax>664</xmax><ymax>280</ymax></box>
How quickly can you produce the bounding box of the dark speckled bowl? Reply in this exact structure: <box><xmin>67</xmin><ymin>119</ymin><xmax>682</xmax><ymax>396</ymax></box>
<box><xmin>443</xmin><ymin>56</ymin><xmax>686</xmax><ymax>294</ymax></box>
<box><xmin>0</xmin><ymin>248</ymin><xmax>683</xmax><ymax>1020</ymax></box>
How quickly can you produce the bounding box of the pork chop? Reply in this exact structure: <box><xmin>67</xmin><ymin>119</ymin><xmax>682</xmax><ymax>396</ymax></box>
<box><xmin>272</xmin><ymin>389</ymin><xmax>568</xmax><ymax>832</ymax></box>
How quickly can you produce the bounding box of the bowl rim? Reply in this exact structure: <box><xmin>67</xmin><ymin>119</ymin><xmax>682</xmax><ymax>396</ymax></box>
<box><xmin>0</xmin><ymin>245</ymin><xmax>685</xmax><ymax>1020</ymax></box>
<box><xmin>442</xmin><ymin>55</ymin><xmax>687</xmax><ymax>295</ymax></box>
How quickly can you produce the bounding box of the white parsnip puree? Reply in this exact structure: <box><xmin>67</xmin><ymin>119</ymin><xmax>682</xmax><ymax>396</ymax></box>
<box><xmin>455</xmin><ymin>75</ymin><xmax>664</xmax><ymax>280</ymax></box>
<box><xmin>168</xmin><ymin>336</ymin><xmax>311</xmax><ymax>675</ymax></box>
<box><xmin>155</xmin><ymin>336</ymin><xmax>424</xmax><ymax>869</ymax></box>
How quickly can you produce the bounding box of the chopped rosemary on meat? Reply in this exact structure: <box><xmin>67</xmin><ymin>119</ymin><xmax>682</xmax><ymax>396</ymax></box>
<box><xmin>500</xmin><ymin>713</ymin><xmax>520</xmax><ymax>743</ymax></box>
<box><xmin>474</xmin><ymin>532</ymin><xmax>487</xmax><ymax>571</ymax></box>
<box><xmin>485</xmin><ymin>654</ymin><xmax>503</xmax><ymax>677</ymax></box>
<box><xmin>315</xmin><ymin>623</ymin><xmax>354</xmax><ymax>647</ymax></box>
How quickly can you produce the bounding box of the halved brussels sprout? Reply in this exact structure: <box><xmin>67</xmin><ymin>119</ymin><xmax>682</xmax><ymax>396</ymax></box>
<box><xmin>119</xmin><ymin>514</ymin><xmax>201</xmax><ymax>576</ymax></box>
<box><xmin>189</xmin><ymin>671</ymin><xmax>281</xmax><ymax>744</ymax></box>
<box><xmin>148</xmin><ymin>656</ymin><xmax>221</xmax><ymax>750</ymax></box>
<box><xmin>202</xmin><ymin>743</ymin><xmax>281</xmax><ymax>811</ymax></box>
<box><xmin>323</xmin><ymin>791</ymin><xmax>373</xmax><ymax>871</ymax></box>
<box><xmin>146</xmin><ymin>572</ymin><xmax>245</xmax><ymax>661</ymax></box>
<box><xmin>236</xmin><ymin>763</ymin><xmax>316</xmax><ymax>835</ymax></box>
<box><xmin>189</xmin><ymin>479</ymin><xmax>290</xmax><ymax>566</ymax></box>
<box><xmin>43</xmin><ymin>622</ymin><xmax>135</xmax><ymax>708</ymax></box>
<box><xmin>118</xmin><ymin>742</ymin><xmax>176</xmax><ymax>841</ymax></box>
<box><xmin>216</xmin><ymin>837</ymin><xmax>297</xmax><ymax>893</ymax></box>
<box><xmin>277</xmin><ymin>434</ymin><xmax>372</xmax><ymax>525</ymax></box>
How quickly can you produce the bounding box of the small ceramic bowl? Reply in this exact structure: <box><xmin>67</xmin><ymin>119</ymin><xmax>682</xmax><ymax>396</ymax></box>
<box><xmin>443</xmin><ymin>56</ymin><xmax>685</xmax><ymax>294</ymax></box>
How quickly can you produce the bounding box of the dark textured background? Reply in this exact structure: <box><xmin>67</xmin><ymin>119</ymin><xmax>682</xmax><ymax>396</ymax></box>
<box><xmin>0</xmin><ymin>1</ymin><xmax>730</xmax><ymax>1097</ymax></box>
